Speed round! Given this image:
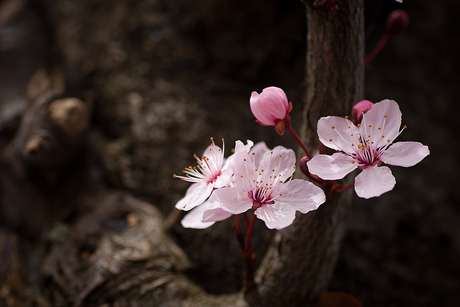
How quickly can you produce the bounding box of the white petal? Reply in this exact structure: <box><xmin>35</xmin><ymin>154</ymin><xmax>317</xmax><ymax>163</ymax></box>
<box><xmin>317</xmin><ymin>116</ymin><xmax>360</xmax><ymax>153</ymax></box>
<box><xmin>380</xmin><ymin>141</ymin><xmax>429</xmax><ymax>167</ymax></box>
<box><xmin>307</xmin><ymin>152</ymin><xmax>358</xmax><ymax>180</ymax></box>
<box><xmin>276</xmin><ymin>179</ymin><xmax>325</xmax><ymax>214</ymax></box>
<box><xmin>363</xmin><ymin>99</ymin><xmax>401</xmax><ymax>147</ymax></box>
<box><xmin>202</xmin><ymin>207</ymin><xmax>232</xmax><ymax>223</ymax></box>
<box><xmin>210</xmin><ymin>187</ymin><xmax>252</xmax><ymax>215</ymax></box>
<box><xmin>255</xmin><ymin>202</ymin><xmax>296</xmax><ymax>230</ymax></box>
<box><xmin>175</xmin><ymin>183</ymin><xmax>213</xmax><ymax>211</ymax></box>
<box><xmin>355</xmin><ymin>165</ymin><xmax>396</xmax><ymax>199</ymax></box>
<box><xmin>181</xmin><ymin>202</ymin><xmax>217</xmax><ymax>229</ymax></box>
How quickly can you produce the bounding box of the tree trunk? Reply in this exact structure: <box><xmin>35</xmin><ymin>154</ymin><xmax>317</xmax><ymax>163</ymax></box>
<box><xmin>0</xmin><ymin>0</ymin><xmax>363</xmax><ymax>306</ymax></box>
<box><xmin>255</xmin><ymin>0</ymin><xmax>364</xmax><ymax>304</ymax></box>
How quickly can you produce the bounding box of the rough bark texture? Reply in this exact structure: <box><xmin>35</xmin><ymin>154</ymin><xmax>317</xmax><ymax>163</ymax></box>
<box><xmin>0</xmin><ymin>0</ymin><xmax>365</xmax><ymax>306</ymax></box>
<box><xmin>254</xmin><ymin>0</ymin><xmax>364</xmax><ymax>304</ymax></box>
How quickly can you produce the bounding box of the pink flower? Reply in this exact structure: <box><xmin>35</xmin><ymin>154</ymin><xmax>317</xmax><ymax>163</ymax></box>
<box><xmin>250</xmin><ymin>87</ymin><xmax>293</xmax><ymax>135</ymax></box>
<box><xmin>180</xmin><ymin>141</ymin><xmax>270</xmax><ymax>229</ymax></box>
<box><xmin>208</xmin><ymin>143</ymin><xmax>326</xmax><ymax>229</ymax></box>
<box><xmin>175</xmin><ymin>138</ymin><xmax>252</xmax><ymax>211</ymax></box>
<box><xmin>307</xmin><ymin>99</ymin><xmax>429</xmax><ymax>199</ymax></box>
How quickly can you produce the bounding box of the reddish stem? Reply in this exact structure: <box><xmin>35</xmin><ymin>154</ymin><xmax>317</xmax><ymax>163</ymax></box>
<box><xmin>333</xmin><ymin>181</ymin><xmax>355</xmax><ymax>194</ymax></box>
<box><xmin>244</xmin><ymin>214</ymin><xmax>257</xmax><ymax>253</ymax></box>
<box><xmin>243</xmin><ymin>213</ymin><xmax>257</xmax><ymax>292</ymax></box>
<box><xmin>243</xmin><ymin>212</ymin><xmax>249</xmax><ymax>231</ymax></box>
<box><xmin>286</xmin><ymin>125</ymin><xmax>312</xmax><ymax>159</ymax></box>
<box><xmin>365</xmin><ymin>33</ymin><xmax>390</xmax><ymax>69</ymax></box>
<box><xmin>233</xmin><ymin>215</ymin><xmax>245</xmax><ymax>250</ymax></box>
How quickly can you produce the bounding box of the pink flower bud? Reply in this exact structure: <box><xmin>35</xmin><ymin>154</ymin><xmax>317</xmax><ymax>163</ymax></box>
<box><xmin>351</xmin><ymin>100</ymin><xmax>374</xmax><ymax>125</ymax></box>
<box><xmin>385</xmin><ymin>9</ymin><xmax>409</xmax><ymax>36</ymax></box>
<box><xmin>250</xmin><ymin>86</ymin><xmax>293</xmax><ymax>135</ymax></box>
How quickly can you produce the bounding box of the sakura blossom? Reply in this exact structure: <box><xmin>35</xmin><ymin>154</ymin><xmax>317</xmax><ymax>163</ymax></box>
<box><xmin>174</xmin><ymin>138</ymin><xmax>249</xmax><ymax>211</ymax></box>
<box><xmin>209</xmin><ymin>143</ymin><xmax>326</xmax><ymax>229</ymax></box>
<box><xmin>307</xmin><ymin>99</ymin><xmax>429</xmax><ymax>199</ymax></box>
<box><xmin>250</xmin><ymin>86</ymin><xmax>293</xmax><ymax>135</ymax></box>
<box><xmin>181</xmin><ymin>141</ymin><xmax>270</xmax><ymax>229</ymax></box>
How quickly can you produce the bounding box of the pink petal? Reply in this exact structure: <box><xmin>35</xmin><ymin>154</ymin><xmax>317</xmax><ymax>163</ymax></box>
<box><xmin>232</xmin><ymin>150</ymin><xmax>257</xmax><ymax>191</ymax></box>
<box><xmin>175</xmin><ymin>183</ymin><xmax>213</xmax><ymax>211</ymax></box>
<box><xmin>307</xmin><ymin>152</ymin><xmax>358</xmax><ymax>180</ymax></box>
<box><xmin>317</xmin><ymin>116</ymin><xmax>360</xmax><ymax>153</ymax></box>
<box><xmin>210</xmin><ymin>187</ymin><xmax>252</xmax><ymax>215</ymax></box>
<box><xmin>258</xmin><ymin>146</ymin><xmax>296</xmax><ymax>182</ymax></box>
<box><xmin>380</xmin><ymin>141</ymin><xmax>429</xmax><ymax>167</ymax></box>
<box><xmin>354</xmin><ymin>165</ymin><xmax>396</xmax><ymax>199</ymax></box>
<box><xmin>276</xmin><ymin>179</ymin><xmax>325</xmax><ymax>214</ymax></box>
<box><xmin>181</xmin><ymin>201</ymin><xmax>217</xmax><ymax>229</ymax></box>
<box><xmin>255</xmin><ymin>202</ymin><xmax>296</xmax><ymax>230</ymax></box>
<box><xmin>363</xmin><ymin>99</ymin><xmax>401</xmax><ymax>147</ymax></box>
<box><xmin>249</xmin><ymin>141</ymin><xmax>270</xmax><ymax>167</ymax></box>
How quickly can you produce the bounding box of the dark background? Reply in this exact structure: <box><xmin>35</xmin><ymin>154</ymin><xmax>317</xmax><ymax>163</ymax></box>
<box><xmin>0</xmin><ymin>0</ymin><xmax>458</xmax><ymax>306</ymax></box>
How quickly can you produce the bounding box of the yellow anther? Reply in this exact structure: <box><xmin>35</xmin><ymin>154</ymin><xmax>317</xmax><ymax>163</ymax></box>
<box><xmin>357</xmin><ymin>124</ymin><xmax>361</xmax><ymax>127</ymax></box>
<box><xmin>279</xmin><ymin>193</ymin><xmax>283</xmax><ymax>196</ymax></box>
<box><xmin>351</xmin><ymin>160</ymin><xmax>355</xmax><ymax>164</ymax></box>
<box><xmin>240</xmin><ymin>175</ymin><xmax>243</xmax><ymax>178</ymax></box>
<box><xmin>270</xmin><ymin>151</ymin><xmax>273</xmax><ymax>154</ymax></box>
<box><xmin>243</xmin><ymin>158</ymin><xmax>246</xmax><ymax>161</ymax></box>
<box><xmin>210</xmin><ymin>137</ymin><xmax>214</xmax><ymax>140</ymax></box>
<box><xmin>345</xmin><ymin>116</ymin><xmax>349</xmax><ymax>119</ymax></box>
<box><xmin>360</xmin><ymin>109</ymin><xmax>363</xmax><ymax>112</ymax></box>
<box><xmin>350</xmin><ymin>134</ymin><xmax>353</xmax><ymax>136</ymax></box>
<box><xmin>378</xmin><ymin>127</ymin><xmax>381</xmax><ymax>130</ymax></box>
<box><xmin>351</xmin><ymin>143</ymin><xmax>355</xmax><ymax>146</ymax></box>
<box><xmin>279</xmin><ymin>155</ymin><xmax>282</xmax><ymax>157</ymax></box>
<box><xmin>381</xmin><ymin>135</ymin><xmax>385</xmax><ymax>138</ymax></box>
<box><xmin>348</xmin><ymin>126</ymin><xmax>350</xmax><ymax>129</ymax></box>
<box><xmin>368</xmin><ymin>135</ymin><xmax>371</xmax><ymax>138</ymax></box>
<box><xmin>384</xmin><ymin>115</ymin><xmax>387</xmax><ymax>118</ymax></box>
<box><xmin>173</xmin><ymin>174</ymin><xmax>177</xmax><ymax>178</ymax></box>
<box><xmin>252</xmin><ymin>152</ymin><xmax>255</xmax><ymax>155</ymax></box>
<box><xmin>272</xmin><ymin>169</ymin><xmax>275</xmax><ymax>171</ymax></box>
<box><xmin>403</xmin><ymin>125</ymin><xmax>407</xmax><ymax>129</ymax></box>
<box><xmin>387</xmin><ymin>139</ymin><xmax>391</xmax><ymax>142</ymax></box>
<box><xmin>368</xmin><ymin>125</ymin><xmax>371</xmax><ymax>128</ymax></box>
<box><xmin>293</xmin><ymin>166</ymin><xmax>296</xmax><ymax>168</ymax></box>
<box><xmin>329</xmin><ymin>138</ymin><xmax>332</xmax><ymax>141</ymax></box>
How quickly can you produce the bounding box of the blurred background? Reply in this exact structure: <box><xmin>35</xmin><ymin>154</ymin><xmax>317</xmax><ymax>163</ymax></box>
<box><xmin>0</xmin><ymin>0</ymin><xmax>458</xmax><ymax>306</ymax></box>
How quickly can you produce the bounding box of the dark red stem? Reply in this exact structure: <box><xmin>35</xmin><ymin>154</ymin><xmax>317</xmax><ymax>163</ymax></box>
<box><xmin>286</xmin><ymin>125</ymin><xmax>312</xmax><ymax>159</ymax></box>
<box><xmin>365</xmin><ymin>33</ymin><xmax>391</xmax><ymax>69</ymax></box>
<box><xmin>333</xmin><ymin>181</ymin><xmax>355</xmax><ymax>194</ymax></box>
<box><xmin>233</xmin><ymin>215</ymin><xmax>245</xmax><ymax>250</ymax></box>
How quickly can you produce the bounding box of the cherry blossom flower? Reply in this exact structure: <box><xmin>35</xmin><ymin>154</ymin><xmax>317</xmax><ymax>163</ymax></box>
<box><xmin>208</xmin><ymin>143</ymin><xmax>326</xmax><ymax>229</ymax></box>
<box><xmin>250</xmin><ymin>87</ymin><xmax>293</xmax><ymax>135</ymax></box>
<box><xmin>307</xmin><ymin>99</ymin><xmax>429</xmax><ymax>199</ymax></box>
<box><xmin>180</xmin><ymin>142</ymin><xmax>270</xmax><ymax>229</ymax></box>
<box><xmin>174</xmin><ymin>138</ymin><xmax>252</xmax><ymax>211</ymax></box>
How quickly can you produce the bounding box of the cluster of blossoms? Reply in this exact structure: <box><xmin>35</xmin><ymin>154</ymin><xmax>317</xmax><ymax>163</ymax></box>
<box><xmin>175</xmin><ymin>86</ymin><xmax>429</xmax><ymax>229</ymax></box>
<box><xmin>175</xmin><ymin>138</ymin><xmax>325</xmax><ymax>230</ymax></box>
<box><xmin>174</xmin><ymin>84</ymin><xmax>428</xmax><ymax>291</ymax></box>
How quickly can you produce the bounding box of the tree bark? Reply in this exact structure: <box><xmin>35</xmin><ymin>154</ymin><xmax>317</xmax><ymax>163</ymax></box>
<box><xmin>0</xmin><ymin>0</ymin><xmax>363</xmax><ymax>306</ymax></box>
<box><xmin>254</xmin><ymin>0</ymin><xmax>364</xmax><ymax>305</ymax></box>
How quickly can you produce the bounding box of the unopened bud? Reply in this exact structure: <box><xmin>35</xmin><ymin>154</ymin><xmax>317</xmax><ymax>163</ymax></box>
<box><xmin>250</xmin><ymin>86</ymin><xmax>293</xmax><ymax>135</ymax></box>
<box><xmin>385</xmin><ymin>9</ymin><xmax>409</xmax><ymax>36</ymax></box>
<box><xmin>351</xmin><ymin>100</ymin><xmax>374</xmax><ymax>126</ymax></box>
<box><xmin>299</xmin><ymin>156</ymin><xmax>311</xmax><ymax>176</ymax></box>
